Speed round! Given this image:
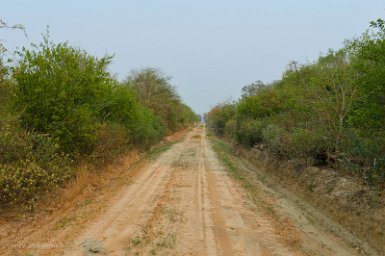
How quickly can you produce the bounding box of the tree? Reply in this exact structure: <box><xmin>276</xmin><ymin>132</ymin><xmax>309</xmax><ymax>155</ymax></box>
<box><xmin>318</xmin><ymin>50</ymin><xmax>358</xmax><ymax>140</ymax></box>
<box><xmin>347</xmin><ymin>19</ymin><xmax>385</xmax><ymax>133</ymax></box>
<box><xmin>126</xmin><ymin>68</ymin><xmax>184</xmax><ymax>132</ymax></box>
<box><xmin>241</xmin><ymin>80</ymin><xmax>265</xmax><ymax>98</ymax></box>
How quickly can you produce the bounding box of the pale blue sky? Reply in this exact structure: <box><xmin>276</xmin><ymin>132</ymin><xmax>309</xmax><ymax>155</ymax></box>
<box><xmin>2</xmin><ymin>0</ymin><xmax>384</xmax><ymax>114</ymax></box>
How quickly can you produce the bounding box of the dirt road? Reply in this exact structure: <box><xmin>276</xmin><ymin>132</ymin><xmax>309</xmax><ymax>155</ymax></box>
<box><xmin>59</xmin><ymin>127</ymin><xmax>368</xmax><ymax>256</ymax></box>
<box><xmin>1</xmin><ymin>127</ymin><xmax>373</xmax><ymax>255</ymax></box>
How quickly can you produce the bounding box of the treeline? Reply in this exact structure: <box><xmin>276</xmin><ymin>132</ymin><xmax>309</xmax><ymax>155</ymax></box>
<box><xmin>208</xmin><ymin>19</ymin><xmax>385</xmax><ymax>185</ymax></box>
<box><xmin>0</xmin><ymin>33</ymin><xmax>198</xmax><ymax>209</ymax></box>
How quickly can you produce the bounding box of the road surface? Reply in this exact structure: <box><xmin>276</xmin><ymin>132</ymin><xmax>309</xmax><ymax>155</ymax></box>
<box><xmin>1</xmin><ymin>126</ymin><xmax>371</xmax><ymax>256</ymax></box>
<box><xmin>62</xmin><ymin>127</ymin><xmax>365</xmax><ymax>256</ymax></box>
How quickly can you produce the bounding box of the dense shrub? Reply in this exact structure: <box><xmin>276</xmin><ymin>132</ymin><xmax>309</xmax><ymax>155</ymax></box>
<box><xmin>0</xmin><ymin>34</ymin><xmax>197</xmax><ymax>210</ymax></box>
<box><xmin>224</xmin><ymin>118</ymin><xmax>237</xmax><ymax>141</ymax></box>
<box><xmin>0</xmin><ymin>112</ymin><xmax>72</xmax><ymax>208</ymax></box>
<box><xmin>12</xmin><ymin>37</ymin><xmax>113</xmax><ymax>154</ymax></box>
<box><xmin>177</xmin><ymin>103</ymin><xmax>200</xmax><ymax>128</ymax></box>
<box><xmin>130</xmin><ymin>105</ymin><xmax>164</xmax><ymax>148</ymax></box>
<box><xmin>261</xmin><ymin>124</ymin><xmax>287</xmax><ymax>156</ymax></box>
<box><xmin>207</xmin><ymin>102</ymin><xmax>236</xmax><ymax>137</ymax></box>
<box><xmin>340</xmin><ymin>130</ymin><xmax>385</xmax><ymax>183</ymax></box>
<box><xmin>0</xmin><ymin>158</ymin><xmax>69</xmax><ymax>209</ymax></box>
<box><xmin>126</xmin><ymin>68</ymin><xmax>198</xmax><ymax>133</ymax></box>
<box><xmin>208</xmin><ymin>19</ymin><xmax>385</xmax><ymax>184</ymax></box>
<box><xmin>285</xmin><ymin>128</ymin><xmax>329</xmax><ymax>163</ymax></box>
<box><xmin>236</xmin><ymin>119</ymin><xmax>264</xmax><ymax>147</ymax></box>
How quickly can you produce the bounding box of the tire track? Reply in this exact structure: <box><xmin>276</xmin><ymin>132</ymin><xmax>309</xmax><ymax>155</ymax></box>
<box><xmin>60</xmin><ymin>127</ymin><xmax>367</xmax><ymax>256</ymax></box>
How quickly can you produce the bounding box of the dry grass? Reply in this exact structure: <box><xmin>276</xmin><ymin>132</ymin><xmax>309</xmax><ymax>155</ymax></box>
<box><xmin>53</xmin><ymin>165</ymin><xmax>91</xmax><ymax>206</ymax></box>
<box><xmin>0</xmin><ymin>130</ymin><xmax>186</xmax><ymax>256</ymax></box>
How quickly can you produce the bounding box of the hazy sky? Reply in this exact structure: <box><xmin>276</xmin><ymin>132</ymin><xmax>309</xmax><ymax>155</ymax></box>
<box><xmin>2</xmin><ymin>0</ymin><xmax>384</xmax><ymax>114</ymax></box>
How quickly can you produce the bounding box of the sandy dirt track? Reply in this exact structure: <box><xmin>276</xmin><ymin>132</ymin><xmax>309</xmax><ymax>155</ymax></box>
<box><xmin>1</xmin><ymin>127</ymin><xmax>373</xmax><ymax>256</ymax></box>
<box><xmin>60</xmin><ymin>127</ymin><xmax>366</xmax><ymax>256</ymax></box>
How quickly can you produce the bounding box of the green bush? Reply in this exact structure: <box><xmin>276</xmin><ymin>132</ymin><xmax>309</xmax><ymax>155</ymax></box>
<box><xmin>207</xmin><ymin>102</ymin><xmax>236</xmax><ymax>137</ymax></box>
<box><xmin>12</xmin><ymin>36</ymin><xmax>113</xmax><ymax>154</ymax></box>
<box><xmin>131</xmin><ymin>105</ymin><xmax>163</xmax><ymax>148</ymax></box>
<box><xmin>0</xmin><ymin>116</ymin><xmax>72</xmax><ymax>209</ymax></box>
<box><xmin>262</xmin><ymin>124</ymin><xmax>287</xmax><ymax>156</ymax></box>
<box><xmin>208</xmin><ymin>19</ymin><xmax>385</xmax><ymax>184</ymax></box>
<box><xmin>237</xmin><ymin>119</ymin><xmax>264</xmax><ymax>147</ymax></box>
<box><xmin>0</xmin><ymin>118</ymin><xmax>30</xmax><ymax>164</ymax></box>
<box><xmin>285</xmin><ymin>128</ymin><xmax>328</xmax><ymax>163</ymax></box>
<box><xmin>176</xmin><ymin>103</ymin><xmax>200</xmax><ymax>128</ymax></box>
<box><xmin>0</xmin><ymin>32</ymin><xmax>196</xmax><ymax>210</ymax></box>
<box><xmin>340</xmin><ymin>130</ymin><xmax>385</xmax><ymax>183</ymax></box>
<box><xmin>0</xmin><ymin>159</ymin><xmax>68</xmax><ymax>209</ymax></box>
<box><xmin>99</xmin><ymin>85</ymin><xmax>138</xmax><ymax>130</ymax></box>
<box><xmin>224</xmin><ymin>118</ymin><xmax>237</xmax><ymax>141</ymax></box>
<box><xmin>127</xmin><ymin>68</ymin><xmax>197</xmax><ymax>133</ymax></box>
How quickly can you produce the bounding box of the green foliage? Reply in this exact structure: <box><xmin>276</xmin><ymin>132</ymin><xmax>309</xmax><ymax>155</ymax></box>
<box><xmin>131</xmin><ymin>105</ymin><xmax>164</xmax><ymax>148</ymax></box>
<box><xmin>176</xmin><ymin>103</ymin><xmax>200</xmax><ymax>127</ymax></box>
<box><xmin>208</xmin><ymin>18</ymin><xmax>385</xmax><ymax>184</ymax></box>
<box><xmin>285</xmin><ymin>129</ymin><xmax>329</xmax><ymax>163</ymax></box>
<box><xmin>207</xmin><ymin>102</ymin><xmax>236</xmax><ymax>136</ymax></box>
<box><xmin>223</xmin><ymin>118</ymin><xmax>237</xmax><ymax>141</ymax></box>
<box><xmin>237</xmin><ymin>119</ymin><xmax>264</xmax><ymax>147</ymax></box>
<box><xmin>0</xmin><ymin>103</ymin><xmax>71</xmax><ymax>208</ymax></box>
<box><xmin>261</xmin><ymin>124</ymin><xmax>286</xmax><ymax>156</ymax></box>
<box><xmin>0</xmin><ymin>160</ymin><xmax>50</xmax><ymax>208</ymax></box>
<box><xmin>0</xmin><ymin>158</ymin><xmax>70</xmax><ymax>209</ymax></box>
<box><xmin>340</xmin><ymin>130</ymin><xmax>385</xmax><ymax>184</ymax></box>
<box><xmin>241</xmin><ymin>80</ymin><xmax>265</xmax><ymax>98</ymax></box>
<box><xmin>0</xmin><ymin>32</ymin><xmax>197</xmax><ymax>210</ymax></box>
<box><xmin>127</xmin><ymin>68</ymin><xmax>198</xmax><ymax>133</ymax></box>
<box><xmin>99</xmin><ymin>85</ymin><xmax>138</xmax><ymax>129</ymax></box>
<box><xmin>347</xmin><ymin>19</ymin><xmax>385</xmax><ymax>134</ymax></box>
<box><xmin>12</xmin><ymin>35</ymin><xmax>113</xmax><ymax>154</ymax></box>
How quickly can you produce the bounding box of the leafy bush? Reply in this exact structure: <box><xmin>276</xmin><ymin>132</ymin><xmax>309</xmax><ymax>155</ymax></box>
<box><xmin>130</xmin><ymin>105</ymin><xmax>163</xmax><ymax>148</ymax></box>
<box><xmin>207</xmin><ymin>102</ymin><xmax>236</xmax><ymax>137</ymax></box>
<box><xmin>176</xmin><ymin>103</ymin><xmax>200</xmax><ymax>128</ymax></box>
<box><xmin>0</xmin><ymin>159</ymin><xmax>68</xmax><ymax>209</ymax></box>
<box><xmin>12</xmin><ymin>35</ymin><xmax>113</xmax><ymax>154</ymax></box>
<box><xmin>224</xmin><ymin>118</ymin><xmax>237</xmax><ymax>141</ymax></box>
<box><xmin>347</xmin><ymin>19</ymin><xmax>385</xmax><ymax>134</ymax></box>
<box><xmin>126</xmin><ymin>68</ymin><xmax>197</xmax><ymax>133</ymax></box>
<box><xmin>340</xmin><ymin>130</ymin><xmax>385</xmax><ymax>183</ymax></box>
<box><xmin>285</xmin><ymin>128</ymin><xmax>328</xmax><ymax>164</ymax></box>
<box><xmin>237</xmin><ymin>119</ymin><xmax>264</xmax><ymax>147</ymax></box>
<box><xmin>0</xmin><ymin>31</ymin><xmax>196</xmax><ymax>210</ymax></box>
<box><xmin>261</xmin><ymin>124</ymin><xmax>287</xmax><ymax>156</ymax></box>
<box><xmin>0</xmin><ymin>116</ymin><xmax>72</xmax><ymax>209</ymax></box>
<box><xmin>208</xmin><ymin>19</ymin><xmax>385</xmax><ymax>184</ymax></box>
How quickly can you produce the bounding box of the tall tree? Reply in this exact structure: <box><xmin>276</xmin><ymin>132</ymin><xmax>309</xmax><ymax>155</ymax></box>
<box><xmin>126</xmin><ymin>68</ymin><xmax>182</xmax><ymax>132</ymax></box>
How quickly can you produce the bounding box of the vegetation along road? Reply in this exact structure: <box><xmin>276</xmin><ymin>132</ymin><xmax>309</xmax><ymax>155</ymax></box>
<box><xmin>1</xmin><ymin>17</ymin><xmax>384</xmax><ymax>256</ymax></box>
<box><xmin>1</xmin><ymin>126</ymin><xmax>376</xmax><ymax>256</ymax></box>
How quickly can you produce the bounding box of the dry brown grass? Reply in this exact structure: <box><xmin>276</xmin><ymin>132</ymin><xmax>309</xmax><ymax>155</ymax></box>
<box><xmin>54</xmin><ymin>165</ymin><xmax>91</xmax><ymax>206</ymax></box>
<box><xmin>0</xmin><ymin>130</ymin><xmax>186</xmax><ymax>256</ymax></box>
<box><xmin>56</xmin><ymin>151</ymin><xmax>140</xmax><ymax>202</ymax></box>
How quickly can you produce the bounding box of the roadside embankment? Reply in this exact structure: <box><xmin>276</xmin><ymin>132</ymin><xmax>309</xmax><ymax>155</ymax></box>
<box><xmin>210</xmin><ymin>134</ymin><xmax>385</xmax><ymax>255</ymax></box>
